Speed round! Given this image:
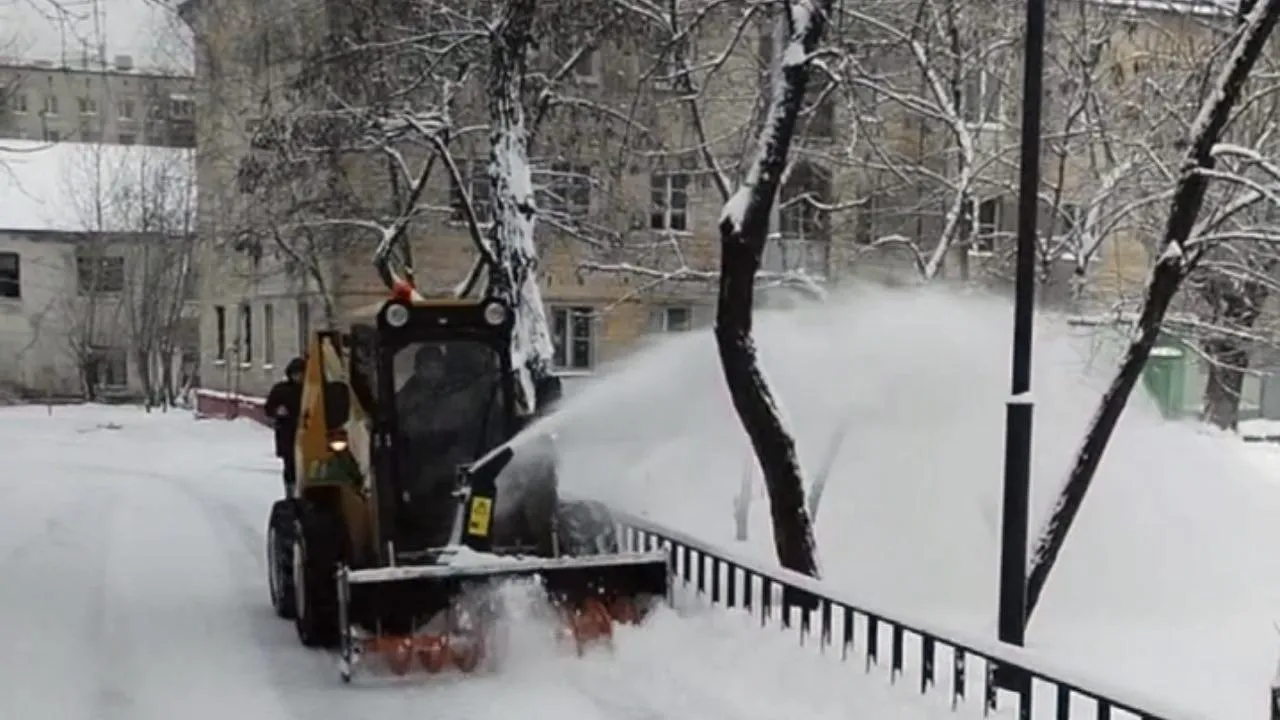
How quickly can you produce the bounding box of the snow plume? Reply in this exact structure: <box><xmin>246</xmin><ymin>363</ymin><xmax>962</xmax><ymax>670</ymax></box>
<box><xmin>1024</xmin><ymin>0</ymin><xmax>1280</xmax><ymax>619</ymax></box>
<box><xmin>485</xmin><ymin>0</ymin><xmax>555</xmax><ymax>416</ymax></box>
<box><xmin>541</xmin><ymin>286</ymin><xmax>1280</xmax><ymax>718</ymax></box>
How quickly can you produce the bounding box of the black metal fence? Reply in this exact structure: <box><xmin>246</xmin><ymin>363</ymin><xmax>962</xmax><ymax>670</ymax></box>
<box><xmin>613</xmin><ymin>512</ymin><xmax>1197</xmax><ymax>720</ymax></box>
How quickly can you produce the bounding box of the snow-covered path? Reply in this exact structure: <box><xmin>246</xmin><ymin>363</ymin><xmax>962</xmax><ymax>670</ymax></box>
<box><xmin>0</xmin><ymin>405</ymin><xmax>980</xmax><ymax>720</ymax></box>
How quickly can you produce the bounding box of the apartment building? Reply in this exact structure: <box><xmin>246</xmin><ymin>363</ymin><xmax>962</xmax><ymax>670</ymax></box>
<box><xmin>0</xmin><ymin>54</ymin><xmax>196</xmax><ymax>148</ymax></box>
<box><xmin>178</xmin><ymin>0</ymin><xmax>729</xmax><ymax>397</ymax></box>
<box><xmin>176</xmin><ymin>0</ymin><xmax>1239</xmax><ymax>397</ymax></box>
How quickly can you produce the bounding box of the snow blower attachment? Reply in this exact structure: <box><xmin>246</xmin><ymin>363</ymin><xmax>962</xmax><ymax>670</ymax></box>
<box><xmin>264</xmin><ymin>296</ymin><xmax>670</xmax><ymax>683</ymax></box>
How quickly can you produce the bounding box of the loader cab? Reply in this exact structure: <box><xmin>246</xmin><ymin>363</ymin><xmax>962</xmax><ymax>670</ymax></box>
<box><xmin>366</xmin><ymin>298</ymin><xmax>519</xmax><ymax>560</ymax></box>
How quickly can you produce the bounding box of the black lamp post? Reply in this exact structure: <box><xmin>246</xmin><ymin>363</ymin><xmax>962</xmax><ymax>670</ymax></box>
<box><xmin>995</xmin><ymin>0</ymin><xmax>1045</xmax><ymax>698</ymax></box>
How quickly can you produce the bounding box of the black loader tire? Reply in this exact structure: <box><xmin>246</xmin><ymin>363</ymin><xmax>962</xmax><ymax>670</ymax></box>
<box><xmin>554</xmin><ymin>499</ymin><xmax>621</xmax><ymax>556</ymax></box>
<box><xmin>266</xmin><ymin>500</ymin><xmax>296</xmax><ymax>619</ymax></box>
<box><xmin>292</xmin><ymin>499</ymin><xmax>345</xmax><ymax>648</ymax></box>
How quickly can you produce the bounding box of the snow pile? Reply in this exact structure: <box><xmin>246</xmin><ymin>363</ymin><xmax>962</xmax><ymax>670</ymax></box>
<box><xmin>548</xmin><ymin>285</ymin><xmax>1280</xmax><ymax>720</ymax></box>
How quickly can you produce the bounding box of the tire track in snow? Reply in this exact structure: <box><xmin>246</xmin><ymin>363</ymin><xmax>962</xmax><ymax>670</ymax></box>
<box><xmin>53</xmin><ymin>459</ymin><xmax>302</xmax><ymax>720</ymax></box>
<box><xmin>0</xmin><ymin>474</ymin><xmax>119</xmax><ymax>719</ymax></box>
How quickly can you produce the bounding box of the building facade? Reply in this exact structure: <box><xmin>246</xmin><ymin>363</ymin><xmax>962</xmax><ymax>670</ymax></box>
<box><xmin>0</xmin><ymin>55</ymin><xmax>196</xmax><ymax>148</ymax></box>
<box><xmin>177</xmin><ymin>0</ymin><xmax>1246</xmax><ymax>398</ymax></box>
<box><xmin>179</xmin><ymin>0</ymin><xmax>724</xmax><ymax>397</ymax></box>
<box><xmin>0</xmin><ymin>140</ymin><xmax>199</xmax><ymax>400</ymax></box>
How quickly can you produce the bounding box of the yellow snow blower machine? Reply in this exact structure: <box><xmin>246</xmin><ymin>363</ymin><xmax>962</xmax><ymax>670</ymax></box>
<box><xmin>264</xmin><ymin>293</ymin><xmax>670</xmax><ymax>682</ymax></box>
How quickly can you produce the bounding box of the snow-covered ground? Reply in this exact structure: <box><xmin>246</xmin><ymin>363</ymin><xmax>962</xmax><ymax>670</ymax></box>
<box><xmin>0</xmin><ymin>403</ymin><xmax>999</xmax><ymax>719</ymax></box>
<box><xmin>549</xmin><ymin>286</ymin><xmax>1280</xmax><ymax>720</ymax></box>
<box><xmin>10</xmin><ymin>285</ymin><xmax>1280</xmax><ymax>719</ymax></box>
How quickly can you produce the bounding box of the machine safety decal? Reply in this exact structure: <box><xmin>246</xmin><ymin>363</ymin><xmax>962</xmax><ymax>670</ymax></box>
<box><xmin>467</xmin><ymin>497</ymin><xmax>492</xmax><ymax>537</ymax></box>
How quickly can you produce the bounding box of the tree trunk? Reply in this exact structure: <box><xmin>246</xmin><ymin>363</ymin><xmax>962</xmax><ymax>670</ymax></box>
<box><xmin>714</xmin><ymin>0</ymin><xmax>832</xmax><ymax>579</ymax></box>
<box><xmin>1201</xmin><ymin>338</ymin><xmax>1249</xmax><ymax>430</ymax></box>
<box><xmin>82</xmin><ymin>354</ymin><xmax>98</xmax><ymax>402</ymax></box>
<box><xmin>484</xmin><ymin>0</ymin><xmax>555</xmax><ymax>415</ymax></box>
<box><xmin>1025</xmin><ymin>0</ymin><xmax>1280</xmax><ymax>618</ymax></box>
<box><xmin>1197</xmin><ymin>271</ymin><xmax>1269</xmax><ymax>431</ymax></box>
<box><xmin>135</xmin><ymin>350</ymin><xmax>154</xmax><ymax>410</ymax></box>
<box><xmin>807</xmin><ymin>410</ymin><xmax>855</xmax><ymax>521</ymax></box>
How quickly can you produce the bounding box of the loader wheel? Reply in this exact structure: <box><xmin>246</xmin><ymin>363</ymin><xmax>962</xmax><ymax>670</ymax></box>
<box><xmin>554</xmin><ymin>499</ymin><xmax>621</xmax><ymax>556</ymax></box>
<box><xmin>266</xmin><ymin>500</ymin><xmax>296</xmax><ymax>619</ymax></box>
<box><xmin>292</xmin><ymin>500</ymin><xmax>345</xmax><ymax>648</ymax></box>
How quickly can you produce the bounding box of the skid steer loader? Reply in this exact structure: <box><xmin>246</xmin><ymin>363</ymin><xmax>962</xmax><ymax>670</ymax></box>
<box><xmin>264</xmin><ymin>294</ymin><xmax>670</xmax><ymax>682</ymax></box>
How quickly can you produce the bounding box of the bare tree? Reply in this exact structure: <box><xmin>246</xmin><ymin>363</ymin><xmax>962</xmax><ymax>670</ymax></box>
<box><xmin>707</xmin><ymin>0</ymin><xmax>834</xmax><ymax>578</ymax></box>
<box><xmin>229</xmin><ymin>0</ymin><xmax>663</xmax><ymax>409</ymax></box>
<box><xmin>111</xmin><ymin>147</ymin><xmax>199</xmax><ymax>408</ymax></box>
<box><xmin>60</xmin><ymin>142</ymin><xmax>131</xmax><ymax>399</ymax></box>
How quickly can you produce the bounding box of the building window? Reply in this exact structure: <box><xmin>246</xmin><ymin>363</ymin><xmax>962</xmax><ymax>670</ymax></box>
<box><xmin>78</xmin><ymin>97</ymin><xmax>98</xmax><ymax>115</ymax></box>
<box><xmin>776</xmin><ymin>162</ymin><xmax>832</xmax><ymax>274</ymax></box>
<box><xmin>81</xmin><ymin>128</ymin><xmax>101</xmax><ymax>143</ymax></box>
<box><xmin>571</xmin><ymin>49</ymin><xmax>600</xmax><ymax>84</ymax></box>
<box><xmin>657</xmin><ymin>306</ymin><xmax>692</xmax><ymax>332</ymax></box>
<box><xmin>214</xmin><ymin>305</ymin><xmax>226</xmax><ymax>361</ymax></box>
<box><xmin>263</xmin><ymin>303</ymin><xmax>275</xmax><ymax>366</ymax></box>
<box><xmin>780</xmin><ymin>162</ymin><xmax>831</xmax><ymax>242</ymax></box>
<box><xmin>573</xmin><ymin>49</ymin><xmax>596</xmax><ymax>83</ymax></box>
<box><xmin>43</xmin><ymin>128</ymin><xmax>60</xmax><ymax>142</ymax></box>
<box><xmin>43</xmin><ymin>95</ymin><xmax>58</xmax><ymax>115</ymax></box>
<box><xmin>170</xmin><ymin>96</ymin><xmax>195</xmax><ymax>118</ymax></box>
<box><xmin>854</xmin><ymin>192</ymin><xmax>878</xmax><ymax>245</ymax></box>
<box><xmin>182</xmin><ymin>262</ymin><xmax>198</xmax><ymax>300</ymax></box>
<box><xmin>449</xmin><ymin>159</ymin><xmax>491</xmax><ymax>223</ymax></box>
<box><xmin>1054</xmin><ymin>203</ymin><xmax>1082</xmax><ymax>239</ymax></box>
<box><xmin>117</xmin><ymin>99</ymin><xmax>134</xmax><ymax>120</ymax></box>
<box><xmin>962</xmin><ymin>68</ymin><xmax>1002</xmax><ymax>124</ymax></box>
<box><xmin>168</xmin><ymin>126</ymin><xmax>196</xmax><ymax>147</ymax></box>
<box><xmin>91</xmin><ymin>346</ymin><xmax>128</xmax><ymax>388</ymax></box>
<box><xmin>296</xmin><ymin>300</ymin><xmax>310</xmax><ymax>355</ymax></box>
<box><xmin>177</xmin><ymin>317</ymin><xmax>199</xmax><ymax>370</ymax></box>
<box><xmin>10</xmin><ymin>93</ymin><xmax>27</xmax><ymax>113</ymax></box>
<box><xmin>239</xmin><ymin>303</ymin><xmax>252</xmax><ymax>364</ymax></box>
<box><xmin>806</xmin><ymin>82</ymin><xmax>835</xmax><ymax>139</ymax></box>
<box><xmin>971</xmin><ymin>196</ymin><xmax>1003</xmax><ymax>254</ymax></box>
<box><xmin>542</xmin><ymin>162</ymin><xmax>591</xmax><ymax>218</ymax></box>
<box><xmin>76</xmin><ymin>255</ymin><xmax>125</xmax><ymax>293</ymax></box>
<box><xmin>118</xmin><ymin>133</ymin><xmax>135</xmax><ymax>145</ymax></box>
<box><xmin>649</xmin><ymin>162</ymin><xmax>690</xmax><ymax>232</ymax></box>
<box><xmin>550</xmin><ymin>305</ymin><xmax>593</xmax><ymax>370</ymax></box>
<box><xmin>0</xmin><ymin>251</ymin><xmax>19</xmax><ymax>298</ymax></box>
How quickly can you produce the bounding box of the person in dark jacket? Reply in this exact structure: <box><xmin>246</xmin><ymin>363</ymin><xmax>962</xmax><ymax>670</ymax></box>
<box><xmin>264</xmin><ymin>357</ymin><xmax>305</xmax><ymax>496</ymax></box>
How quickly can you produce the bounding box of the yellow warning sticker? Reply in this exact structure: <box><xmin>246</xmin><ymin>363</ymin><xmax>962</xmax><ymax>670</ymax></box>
<box><xmin>467</xmin><ymin>497</ymin><xmax>493</xmax><ymax>537</ymax></box>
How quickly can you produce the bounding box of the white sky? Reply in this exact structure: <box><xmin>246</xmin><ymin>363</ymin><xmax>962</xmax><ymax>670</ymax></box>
<box><xmin>0</xmin><ymin>139</ymin><xmax>195</xmax><ymax>232</ymax></box>
<box><xmin>0</xmin><ymin>0</ymin><xmax>193</xmax><ymax>74</ymax></box>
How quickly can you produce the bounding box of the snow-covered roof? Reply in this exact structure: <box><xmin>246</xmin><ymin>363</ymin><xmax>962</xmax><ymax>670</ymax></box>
<box><xmin>0</xmin><ymin>139</ymin><xmax>196</xmax><ymax>234</ymax></box>
<box><xmin>0</xmin><ymin>0</ymin><xmax>194</xmax><ymax>76</ymax></box>
<box><xmin>1094</xmin><ymin>0</ymin><xmax>1236</xmax><ymax>16</ymax></box>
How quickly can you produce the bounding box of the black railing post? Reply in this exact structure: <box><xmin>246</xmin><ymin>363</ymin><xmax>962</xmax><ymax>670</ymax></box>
<box><xmin>1270</xmin><ymin>660</ymin><xmax>1280</xmax><ymax>720</ymax></box>
<box><xmin>996</xmin><ymin>0</ymin><xmax>1044</xmax><ymax>700</ymax></box>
